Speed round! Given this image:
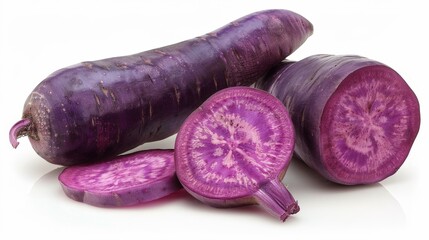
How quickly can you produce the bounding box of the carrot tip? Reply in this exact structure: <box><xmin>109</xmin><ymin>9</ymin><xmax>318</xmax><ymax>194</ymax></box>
<box><xmin>9</xmin><ymin>119</ymin><xmax>31</xmax><ymax>148</ymax></box>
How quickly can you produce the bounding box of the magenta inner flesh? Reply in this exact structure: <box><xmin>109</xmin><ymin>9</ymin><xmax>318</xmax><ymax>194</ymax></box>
<box><xmin>176</xmin><ymin>87</ymin><xmax>294</xmax><ymax>198</ymax></box>
<box><xmin>321</xmin><ymin>66</ymin><xmax>420</xmax><ymax>184</ymax></box>
<box><xmin>60</xmin><ymin>151</ymin><xmax>175</xmax><ymax>192</ymax></box>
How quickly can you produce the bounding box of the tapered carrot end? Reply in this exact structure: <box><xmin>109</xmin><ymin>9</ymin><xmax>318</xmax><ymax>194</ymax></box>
<box><xmin>9</xmin><ymin>119</ymin><xmax>31</xmax><ymax>148</ymax></box>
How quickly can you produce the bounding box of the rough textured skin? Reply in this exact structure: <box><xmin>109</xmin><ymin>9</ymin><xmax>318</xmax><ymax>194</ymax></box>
<box><xmin>59</xmin><ymin>149</ymin><xmax>182</xmax><ymax>207</ymax></box>
<box><xmin>256</xmin><ymin>54</ymin><xmax>420</xmax><ymax>185</ymax></box>
<box><xmin>175</xmin><ymin>87</ymin><xmax>298</xmax><ymax>221</ymax></box>
<box><xmin>11</xmin><ymin>9</ymin><xmax>313</xmax><ymax>165</ymax></box>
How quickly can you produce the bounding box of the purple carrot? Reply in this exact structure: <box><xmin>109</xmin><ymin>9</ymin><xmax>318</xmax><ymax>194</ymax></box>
<box><xmin>256</xmin><ymin>54</ymin><xmax>420</xmax><ymax>185</ymax></box>
<box><xmin>59</xmin><ymin>149</ymin><xmax>182</xmax><ymax>207</ymax></box>
<box><xmin>175</xmin><ymin>87</ymin><xmax>298</xmax><ymax>221</ymax></box>
<box><xmin>9</xmin><ymin>9</ymin><xmax>313</xmax><ymax>165</ymax></box>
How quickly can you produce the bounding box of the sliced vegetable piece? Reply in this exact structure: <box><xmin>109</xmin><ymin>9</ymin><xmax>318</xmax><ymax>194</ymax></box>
<box><xmin>175</xmin><ymin>87</ymin><xmax>298</xmax><ymax>221</ymax></box>
<box><xmin>59</xmin><ymin>149</ymin><xmax>182</xmax><ymax>207</ymax></box>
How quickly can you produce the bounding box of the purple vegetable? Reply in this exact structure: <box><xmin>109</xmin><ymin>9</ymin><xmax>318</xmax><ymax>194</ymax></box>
<box><xmin>256</xmin><ymin>54</ymin><xmax>420</xmax><ymax>185</ymax></box>
<box><xmin>59</xmin><ymin>149</ymin><xmax>182</xmax><ymax>207</ymax></box>
<box><xmin>9</xmin><ymin>9</ymin><xmax>313</xmax><ymax>165</ymax></box>
<box><xmin>175</xmin><ymin>87</ymin><xmax>298</xmax><ymax>221</ymax></box>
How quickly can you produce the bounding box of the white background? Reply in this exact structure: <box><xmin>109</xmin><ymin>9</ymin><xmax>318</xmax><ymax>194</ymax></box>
<box><xmin>1</xmin><ymin>0</ymin><xmax>427</xmax><ymax>239</ymax></box>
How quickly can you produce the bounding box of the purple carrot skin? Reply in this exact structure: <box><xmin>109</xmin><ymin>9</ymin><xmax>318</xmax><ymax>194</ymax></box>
<box><xmin>256</xmin><ymin>54</ymin><xmax>420</xmax><ymax>185</ymax></box>
<box><xmin>59</xmin><ymin>149</ymin><xmax>182</xmax><ymax>207</ymax></box>
<box><xmin>175</xmin><ymin>87</ymin><xmax>298</xmax><ymax>221</ymax></box>
<box><xmin>9</xmin><ymin>9</ymin><xmax>313</xmax><ymax>166</ymax></box>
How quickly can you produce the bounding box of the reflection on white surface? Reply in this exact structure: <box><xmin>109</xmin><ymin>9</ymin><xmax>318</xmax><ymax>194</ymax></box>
<box><xmin>27</xmin><ymin>165</ymin><xmax>197</xmax><ymax>232</ymax></box>
<box><xmin>24</xmin><ymin>148</ymin><xmax>409</xmax><ymax>240</ymax></box>
<box><xmin>29</xmin><ymin>154</ymin><xmax>405</xmax><ymax>230</ymax></box>
<box><xmin>283</xmin><ymin>158</ymin><xmax>406</xmax><ymax>228</ymax></box>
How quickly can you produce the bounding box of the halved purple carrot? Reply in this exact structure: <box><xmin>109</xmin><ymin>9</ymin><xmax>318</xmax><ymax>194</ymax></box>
<box><xmin>256</xmin><ymin>54</ymin><xmax>420</xmax><ymax>185</ymax></box>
